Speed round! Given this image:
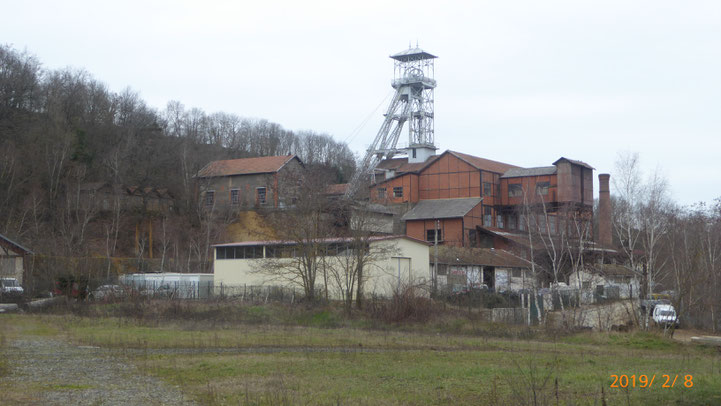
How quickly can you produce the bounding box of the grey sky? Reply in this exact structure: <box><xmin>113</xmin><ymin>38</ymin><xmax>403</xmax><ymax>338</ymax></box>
<box><xmin>3</xmin><ymin>0</ymin><xmax>720</xmax><ymax>205</ymax></box>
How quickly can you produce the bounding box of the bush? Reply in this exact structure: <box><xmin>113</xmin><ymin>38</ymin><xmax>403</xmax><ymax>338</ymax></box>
<box><xmin>368</xmin><ymin>287</ymin><xmax>436</xmax><ymax>323</ymax></box>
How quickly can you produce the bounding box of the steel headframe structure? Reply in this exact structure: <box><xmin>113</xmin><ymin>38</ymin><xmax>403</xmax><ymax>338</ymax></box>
<box><xmin>346</xmin><ymin>47</ymin><xmax>437</xmax><ymax>198</ymax></box>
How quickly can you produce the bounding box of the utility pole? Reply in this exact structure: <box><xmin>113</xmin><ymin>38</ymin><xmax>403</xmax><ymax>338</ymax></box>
<box><xmin>433</xmin><ymin>219</ymin><xmax>439</xmax><ymax>296</ymax></box>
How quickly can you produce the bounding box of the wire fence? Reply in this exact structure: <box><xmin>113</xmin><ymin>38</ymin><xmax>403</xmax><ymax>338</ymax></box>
<box><xmin>95</xmin><ymin>282</ymin><xmax>299</xmax><ymax>304</ymax></box>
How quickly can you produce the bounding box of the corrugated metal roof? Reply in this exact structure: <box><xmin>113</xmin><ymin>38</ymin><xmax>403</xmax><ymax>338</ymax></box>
<box><xmin>197</xmin><ymin>155</ymin><xmax>299</xmax><ymax>178</ymax></box>
<box><xmin>213</xmin><ymin>235</ymin><xmax>430</xmax><ymax>247</ymax></box>
<box><xmin>401</xmin><ymin>198</ymin><xmax>483</xmax><ymax>221</ymax></box>
<box><xmin>449</xmin><ymin>151</ymin><xmax>519</xmax><ymax>174</ymax></box>
<box><xmin>501</xmin><ymin>166</ymin><xmax>557</xmax><ymax>178</ymax></box>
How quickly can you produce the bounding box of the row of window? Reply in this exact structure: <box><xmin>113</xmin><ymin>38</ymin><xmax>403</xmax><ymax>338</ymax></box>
<box><xmin>216</xmin><ymin>243</ymin><xmax>370</xmax><ymax>260</ymax></box>
<box><xmin>508</xmin><ymin>182</ymin><xmax>550</xmax><ymax>198</ymax></box>
<box><xmin>205</xmin><ymin>187</ymin><xmax>267</xmax><ymax>207</ymax></box>
<box><xmin>377</xmin><ymin>187</ymin><xmax>404</xmax><ymax>199</ymax></box>
<box><xmin>376</xmin><ymin>182</ymin><xmax>550</xmax><ymax>200</ymax></box>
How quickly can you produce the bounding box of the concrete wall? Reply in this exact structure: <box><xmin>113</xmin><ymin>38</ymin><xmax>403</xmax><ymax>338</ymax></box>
<box><xmin>435</xmin><ymin>264</ymin><xmax>533</xmax><ymax>292</ymax></box>
<box><xmin>567</xmin><ymin>269</ymin><xmax>640</xmax><ymax>302</ymax></box>
<box><xmin>213</xmin><ymin>237</ymin><xmax>430</xmax><ymax>299</ymax></box>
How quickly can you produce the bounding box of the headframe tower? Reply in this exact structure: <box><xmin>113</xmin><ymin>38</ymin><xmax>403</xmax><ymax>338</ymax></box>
<box><xmin>347</xmin><ymin>46</ymin><xmax>437</xmax><ymax>196</ymax></box>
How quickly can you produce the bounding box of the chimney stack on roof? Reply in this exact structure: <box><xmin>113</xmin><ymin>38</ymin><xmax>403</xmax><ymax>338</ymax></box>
<box><xmin>598</xmin><ymin>173</ymin><xmax>612</xmax><ymax>247</ymax></box>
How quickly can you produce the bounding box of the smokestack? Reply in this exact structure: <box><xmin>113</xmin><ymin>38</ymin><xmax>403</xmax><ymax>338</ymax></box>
<box><xmin>598</xmin><ymin>173</ymin><xmax>612</xmax><ymax>247</ymax></box>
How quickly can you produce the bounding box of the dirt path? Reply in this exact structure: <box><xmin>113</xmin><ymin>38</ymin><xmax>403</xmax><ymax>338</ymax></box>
<box><xmin>4</xmin><ymin>337</ymin><xmax>197</xmax><ymax>406</ymax></box>
<box><xmin>671</xmin><ymin>328</ymin><xmax>721</xmax><ymax>343</ymax></box>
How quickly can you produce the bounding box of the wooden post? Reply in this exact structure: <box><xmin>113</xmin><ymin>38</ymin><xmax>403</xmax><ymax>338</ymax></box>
<box><xmin>135</xmin><ymin>223</ymin><xmax>140</xmax><ymax>256</ymax></box>
<box><xmin>148</xmin><ymin>218</ymin><xmax>153</xmax><ymax>259</ymax></box>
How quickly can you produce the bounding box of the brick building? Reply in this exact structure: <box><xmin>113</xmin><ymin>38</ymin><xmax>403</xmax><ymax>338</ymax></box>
<box><xmin>196</xmin><ymin>155</ymin><xmax>303</xmax><ymax>209</ymax></box>
<box><xmin>369</xmin><ymin>150</ymin><xmax>597</xmax><ymax>249</ymax></box>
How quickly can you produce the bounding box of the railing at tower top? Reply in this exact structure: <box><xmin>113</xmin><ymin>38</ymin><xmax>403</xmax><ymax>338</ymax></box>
<box><xmin>391</xmin><ymin>77</ymin><xmax>436</xmax><ymax>88</ymax></box>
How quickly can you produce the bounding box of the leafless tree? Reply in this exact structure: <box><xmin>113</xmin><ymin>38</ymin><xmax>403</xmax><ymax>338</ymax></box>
<box><xmin>253</xmin><ymin>167</ymin><xmax>336</xmax><ymax>301</ymax></box>
<box><xmin>325</xmin><ymin>201</ymin><xmax>399</xmax><ymax>311</ymax></box>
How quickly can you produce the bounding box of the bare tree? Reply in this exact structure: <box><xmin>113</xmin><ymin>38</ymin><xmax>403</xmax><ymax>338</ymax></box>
<box><xmin>253</xmin><ymin>167</ymin><xmax>336</xmax><ymax>301</ymax></box>
<box><xmin>612</xmin><ymin>152</ymin><xmax>644</xmax><ymax>274</ymax></box>
<box><xmin>325</xmin><ymin>202</ymin><xmax>399</xmax><ymax>311</ymax></box>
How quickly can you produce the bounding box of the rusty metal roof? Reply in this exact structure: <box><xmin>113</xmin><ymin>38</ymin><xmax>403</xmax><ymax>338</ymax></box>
<box><xmin>197</xmin><ymin>155</ymin><xmax>300</xmax><ymax>178</ymax></box>
<box><xmin>449</xmin><ymin>151</ymin><xmax>519</xmax><ymax>174</ymax></box>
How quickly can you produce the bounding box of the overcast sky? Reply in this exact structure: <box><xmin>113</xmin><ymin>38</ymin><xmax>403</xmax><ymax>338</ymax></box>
<box><xmin>3</xmin><ymin>0</ymin><xmax>720</xmax><ymax>205</ymax></box>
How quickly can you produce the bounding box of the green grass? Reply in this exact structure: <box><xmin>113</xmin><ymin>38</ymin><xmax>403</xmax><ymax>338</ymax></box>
<box><xmin>4</xmin><ymin>311</ymin><xmax>721</xmax><ymax>405</ymax></box>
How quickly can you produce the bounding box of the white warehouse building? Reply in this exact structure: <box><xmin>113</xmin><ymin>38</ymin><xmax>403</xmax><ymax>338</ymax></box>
<box><xmin>213</xmin><ymin>235</ymin><xmax>430</xmax><ymax>299</ymax></box>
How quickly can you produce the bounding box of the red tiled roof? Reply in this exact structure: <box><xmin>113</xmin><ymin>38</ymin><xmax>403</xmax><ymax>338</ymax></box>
<box><xmin>197</xmin><ymin>155</ymin><xmax>299</xmax><ymax>178</ymax></box>
<box><xmin>449</xmin><ymin>151</ymin><xmax>519</xmax><ymax>174</ymax></box>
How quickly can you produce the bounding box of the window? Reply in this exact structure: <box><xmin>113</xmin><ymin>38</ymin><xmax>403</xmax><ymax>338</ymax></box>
<box><xmin>205</xmin><ymin>190</ymin><xmax>215</xmax><ymax>207</ymax></box>
<box><xmin>483</xmin><ymin>207</ymin><xmax>492</xmax><ymax>227</ymax></box>
<box><xmin>393</xmin><ymin>186</ymin><xmax>403</xmax><ymax>198</ymax></box>
<box><xmin>256</xmin><ymin>187</ymin><xmax>267</xmax><ymax>205</ymax></box>
<box><xmin>412</xmin><ymin>148</ymin><xmax>417</xmax><ymax>158</ymax></box>
<box><xmin>230</xmin><ymin>189</ymin><xmax>240</xmax><ymax>205</ymax></box>
<box><xmin>468</xmin><ymin>229</ymin><xmax>477</xmax><ymax>247</ymax></box>
<box><xmin>512</xmin><ymin>269</ymin><xmax>522</xmax><ymax>278</ymax></box>
<box><xmin>483</xmin><ymin>182</ymin><xmax>493</xmax><ymax>197</ymax></box>
<box><xmin>217</xmin><ymin>245</ymin><xmax>265</xmax><ymax>259</ymax></box>
<box><xmin>508</xmin><ymin>184</ymin><xmax>523</xmax><ymax>197</ymax></box>
<box><xmin>426</xmin><ymin>229</ymin><xmax>442</xmax><ymax>242</ymax></box>
<box><xmin>507</xmin><ymin>214</ymin><xmax>517</xmax><ymax>230</ymax></box>
<box><xmin>496</xmin><ymin>215</ymin><xmax>504</xmax><ymax>229</ymax></box>
<box><xmin>519</xmin><ymin>214</ymin><xmax>527</xmax><ymax>231</ymax></box>
<box><xmin>377</xmin><ymin>188</ymin><xmax>386</xmax><ymax>199</ymax></box>
<box><xmin>536</xmin><ymin>181</ymin><xmax>550</xmax><ymax>196</ymax></box>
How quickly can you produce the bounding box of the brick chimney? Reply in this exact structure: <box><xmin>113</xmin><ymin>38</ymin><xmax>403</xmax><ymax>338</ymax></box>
<box><xmin>598</xmin><ymin>173</ymin><xmax>612</xmax><ymax>247</ymax></box>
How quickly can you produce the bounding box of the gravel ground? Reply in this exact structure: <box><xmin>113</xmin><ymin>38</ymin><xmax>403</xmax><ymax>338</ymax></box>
<box><xmin>4</xmin><ymin>337</ymin><xmax>197</xmax><ymax>406</ymax></box>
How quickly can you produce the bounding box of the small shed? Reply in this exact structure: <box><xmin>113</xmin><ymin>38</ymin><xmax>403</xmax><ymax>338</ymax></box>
<box><xmin>0</xmin><ymin>233</ymin><xmax>32</xmax><ymax>285</ymax></box>
<box><xmin>430</xmin><ymin>245</ymin><xmax>532</xmax><ymax>292</ymax></box>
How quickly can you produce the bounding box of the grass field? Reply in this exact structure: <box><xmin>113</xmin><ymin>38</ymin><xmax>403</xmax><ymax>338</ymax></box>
<box><xmin>2</xmin><ymin>303</ymin><xmax>721</xmax><ymax>405</ymax></box>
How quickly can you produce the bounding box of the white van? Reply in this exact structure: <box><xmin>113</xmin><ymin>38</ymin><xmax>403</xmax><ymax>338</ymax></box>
<box><xmin>652</xmin><ymin>304</ymin><xmax>680</xmax><ymax>328</ymax></box>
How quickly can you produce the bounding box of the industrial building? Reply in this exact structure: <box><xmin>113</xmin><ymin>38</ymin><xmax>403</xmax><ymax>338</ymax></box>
<box><xmin>207</xmin><ymin>46</ymin><xmax>620</xmax><ymax>296</ymax></box>
<box><xmin>196</xmin><ymin>154</ymin><xmax>303</xmax><ymax>209</ymax></box>
<box><xmin>213</xmin><ymin>235</ymin><xmax>430</xmax><ymax>298</ymax></box>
